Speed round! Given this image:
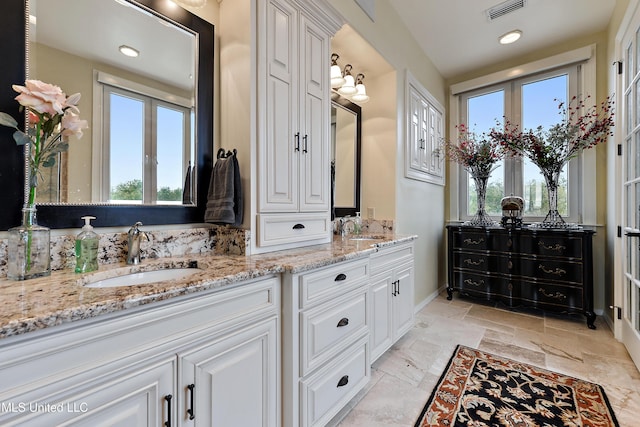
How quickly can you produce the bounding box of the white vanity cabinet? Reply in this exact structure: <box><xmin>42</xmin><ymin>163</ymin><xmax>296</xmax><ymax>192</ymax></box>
<box><xmin>405</xmin><ymin>71</ymin><xmax>445</xmax><ymax>185</ymax></box>
<box><xmin>0</xmin><ymin>277</ymin><xmax>280</xmax><ymax>427</ymax></box>
<box><xmin>282</xmin><ymin>258</ymin><xmax>371</xmax><ymax>427</ymax></box>
<box><xmin>255</xmin><ymin>0</ymin><xmax>341</xmax><ymax>250</ymax></box>
<box><xmin>370</xmin><ymin>242</ymin><xmax>415</xmax><ymax>362</ymax></box>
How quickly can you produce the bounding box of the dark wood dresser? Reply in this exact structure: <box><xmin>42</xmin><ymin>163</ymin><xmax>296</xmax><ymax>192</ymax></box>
<box><xmin>446</xmin><ymin>224</ymin><xmax>596</xmax><ymax>329</ymax></box>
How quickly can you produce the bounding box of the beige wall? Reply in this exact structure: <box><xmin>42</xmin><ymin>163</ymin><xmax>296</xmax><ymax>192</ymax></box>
<box><xmin>328</xmin><ymin>0</ymin><xmax>448</xmax><ymax>306</ymax></box>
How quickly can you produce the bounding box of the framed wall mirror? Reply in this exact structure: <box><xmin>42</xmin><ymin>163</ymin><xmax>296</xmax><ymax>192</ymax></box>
<box><xmin>0</xmin><ymin>0</ymin><xmax>213</xmax><ymax>230</ymax></box>
<box><xmin>331</xmin><ymin>93</ymin><xmax>361</xmax><ymax>218</ymax></box>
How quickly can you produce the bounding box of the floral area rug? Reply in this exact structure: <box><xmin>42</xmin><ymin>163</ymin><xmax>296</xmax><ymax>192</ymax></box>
<box><xmin>415</xmin><ymin>345</ymin><xmax>619</xmax><ymax>427</ymax></box>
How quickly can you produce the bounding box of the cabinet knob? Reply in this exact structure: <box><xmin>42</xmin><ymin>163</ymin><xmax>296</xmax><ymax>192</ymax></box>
<box><xmin>335</xmin><ymin>273</ymin><xmax>347</xmax><ymax>281</ymax></box>
<box><xmin>337</xmin><ymin>317</ymin><xmax>349</xmax><ymax>327</ymax></box>
<box><xmin>337</xmin><ymin>375</ymin><xmax>349</xmax><ymax>387</ymax></box>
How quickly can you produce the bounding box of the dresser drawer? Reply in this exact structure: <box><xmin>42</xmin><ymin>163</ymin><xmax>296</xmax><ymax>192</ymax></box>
<box><xmin>299</xmin><ymin>258</ymin><xmax>369</xmax><ymax>309</ymax></box>
<box><xmin>520</xmin><ymin>257</ymin><xmax>583</xmax><ymax>284</ymax></box>
<box><xmin>300</xmin><ymin>290</ymin><xmax>368</xmax><ymax>375</ymax></box>
<box><xmin>454</xmin><ymin>252</ymin><xmax>518</xmax><ymax>275</ymax></box>
<box><xmin>257</xmin><ymin>213</ymin><xmax>330</xmax><ymax>247</ymax></box>
<box><xmin>520</xmin><ymin>280</ymin><xmax>584</xmax><ymax>310</ymax></box>
<box><xmin>300</xmin><ymin>337</ymin><xmax>369</xmax><ymax>427</ymax></box>
<box><xmin>453</xmin><ymin>271</ymin><xmax>518</xmax><ymax>300</ymax></box>
<box><xmin>451</xmin><ymin>230</ymin><xmax>488</xmax><ymax>250</ymax></box>
<box><xmin>520</xmin><ymin>233</ymin><xmax>583</xmax><ymax>259</ymax></box>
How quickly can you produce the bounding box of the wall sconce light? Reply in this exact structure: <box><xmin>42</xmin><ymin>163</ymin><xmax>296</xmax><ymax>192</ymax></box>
<box><xmin>331</xmin><ymin>54</ymin><xmax>345</xmax><ymax>88</ymax></box>
<box><xmin>351</xmin><ymin>74</ymin><xmax>369</xmax><ymax>103</ymax></box>
<box><xmin>171</xmin><ymin>0</ymin><xmax>207</xmax><ymax>8</ymax></box>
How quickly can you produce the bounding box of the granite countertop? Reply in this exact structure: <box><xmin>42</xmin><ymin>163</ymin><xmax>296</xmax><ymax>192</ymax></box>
<box><xmin>0</xmin><ymin>233</ymin><xmax>416</xmax><ymax>340</ymax></box>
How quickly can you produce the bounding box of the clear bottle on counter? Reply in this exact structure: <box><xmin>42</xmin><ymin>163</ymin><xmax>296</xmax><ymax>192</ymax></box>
<box><xmin>353</xmin><ymin>212</ymin><xmax>362</xmax><ymax>235</ymax></box>
<box><xmin>75</xmin><ymin>216</ymin><xmax>99</xmax><ymax>273</ymax></box>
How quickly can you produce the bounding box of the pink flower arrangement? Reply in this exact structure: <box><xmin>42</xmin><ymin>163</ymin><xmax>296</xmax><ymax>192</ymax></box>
<box><xmin>0</xmin><ymin>80</ymin><xmax>88</xmax><ymax>205</ymax></box>
<box><xmin>444</xmin><ymin>123</ymin><xmax>504</xmax><ymax>177</ymax></box>
<box><xmin>489</xmin><ymin>95</ymin><xmax>615</xmax><ymax>173</ymax></box>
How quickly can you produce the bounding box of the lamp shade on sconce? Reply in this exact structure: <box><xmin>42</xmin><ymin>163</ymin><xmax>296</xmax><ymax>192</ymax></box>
<box><xmin>338</xmin><ymin>65</ymin><xmax>357</xmax><ymax>96</ymax></box>
<box><xmin>351</xmin><ymin>73</ymin><xmax>369</xmax><ymax>103</ymax></box>
<box><xmin>172</xmin><ymin>0</ymin><xmax>207</xmax><ymax>8</ymax></box>
<box><xmin>331</xmin><ymin>53</ymin><xmax>345</xmax><ymax>88</ymax></box>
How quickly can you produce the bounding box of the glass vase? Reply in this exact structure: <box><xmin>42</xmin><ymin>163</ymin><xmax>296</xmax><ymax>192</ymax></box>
<box><xmin>7</xmin><ymin>206</ymin><xmax>51</xmax><ymax>280</ymax></box>
<box><xmin>531</xmin><ymin>166</ymin><xmax>579</xmax><ymax>229</ymax></box>
<box><xmin>464</xmin><ymin>174</ymin><xmax>498</xmax><ymax>227</ymax></box>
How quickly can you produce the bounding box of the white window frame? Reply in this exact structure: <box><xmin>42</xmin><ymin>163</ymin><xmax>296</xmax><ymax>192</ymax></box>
<box><xmin>448</xmin><ymin>45</ymin><xmax>598</xmax><ymax>225</ymax></box>
<box><xmin>91</xmin><ymin>70</ymin><xmax>194</xmax><ymax>203</ymax></box>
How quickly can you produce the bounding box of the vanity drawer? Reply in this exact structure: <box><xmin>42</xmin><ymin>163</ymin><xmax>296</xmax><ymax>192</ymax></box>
<box><xmin>299</xmin><ymin>258</ymin><xmax>369</xmax><ymax>309</ymax></box>
<box><xmin>300</xmin><ymin>337</ymin><xmax>369</xmax><ymax>427</ymax></box>
<box><xmin>257</xmin><ymin>213</ymin><xmax>330</xmax><ymax>247</ymax></box>
<box><xmin>300</xmin><ymin>290</ymin><xmax>368</xmax><ymax>375</ymax></box>
<box><xmin>369</xmin><ymin>242</ymin><xmax>414</xmax><ymax>276</ymax></box>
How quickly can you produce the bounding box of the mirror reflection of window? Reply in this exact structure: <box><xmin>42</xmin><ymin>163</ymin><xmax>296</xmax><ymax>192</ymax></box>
<box><xmin>105</xmin><ymin>86</ymin><xmax>192</xmax><ymax>204</ymax></box>
<box><xmin>334</xmin><ymin>106</ymin><xmax>357</xmax><ymax>207</ymax></box>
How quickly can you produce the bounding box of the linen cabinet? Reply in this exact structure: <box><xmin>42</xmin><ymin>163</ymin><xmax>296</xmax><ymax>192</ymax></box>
<box><xmin>255</xmin><ymin>0</ymin><xmax>341</xmax><ymax>250</ymax></box>
<box><xmin>446</xmin><ymin>225</ymin><xmax>596</xmax><ymax>328</ymax></box>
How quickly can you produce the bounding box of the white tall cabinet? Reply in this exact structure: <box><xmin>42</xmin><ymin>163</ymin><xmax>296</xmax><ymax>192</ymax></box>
<box><xmin>219</xmin><ymin>0</ymin><xmax>340</xmax><ymax>253</ymax></box>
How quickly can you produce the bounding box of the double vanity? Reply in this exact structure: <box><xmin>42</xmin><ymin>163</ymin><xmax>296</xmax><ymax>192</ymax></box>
<box><xmin>0</xmin><ymin>233</ymin><xmax>415</xmax><ymax>427</ymax></box>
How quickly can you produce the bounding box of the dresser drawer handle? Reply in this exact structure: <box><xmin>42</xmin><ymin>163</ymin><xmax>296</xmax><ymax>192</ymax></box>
<box><xmin>463</xmin><ymin>237</ymin><xmax>484</xmax><ymax>245</ymax></box>
<box><xmin>539</xmin><ymin>288</ymin><xmax>567</xmax><ymax>300</ymax></box>
<box><xmin>292</xmin><ymin>223</ymin><xmax>305</xmax><ymax>230</ymax></box>
<box><xmin>463</xmin><ymin>278</ymin><xmax>484</xmax><ymax>287</ymax></box>
<box><xmin>337</xmin><ymin>317</ymin><xmax>349</xmax><ymax>327</ymax></box>
<box><xmin>538</xmin><ymin>241</ymin><xmax>566</xmax><ymax>252</ymax></box>
<box><xmin>508</xmin><ymin>260</ymin><xmax>513</xmax><ymax>269</ymax></box>
<box><xmin>337</xmin><ymin>375</ymin><xmax>349</xmax><ymax>387</ymax></box>
<box><xmin>335</xmin><ymin>273</ymin><xmax>347</xmax><ymax>281</ymax></box>
<box><xmin>463</xmin><ymin>258</ymin><xmax>484</xmax><ymax>266</ymax></box>
<box><xmin>538</xmin><ymin>264</ymin><xmax>567</xmax><ymax>276</ymax></box>
<box><xmin>507</xmin><ymin>238</ymin><xmax>512</xmax><ymax>248</ymax></box>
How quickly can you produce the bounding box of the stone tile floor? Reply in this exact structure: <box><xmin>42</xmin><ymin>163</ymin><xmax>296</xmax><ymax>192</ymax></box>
<box><xmin>330</xmin><ymin>293</ymin><xmax>640</xmax><ymax>427</ymax></box>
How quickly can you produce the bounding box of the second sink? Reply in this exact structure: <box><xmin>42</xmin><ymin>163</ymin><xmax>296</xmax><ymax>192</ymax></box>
<box><xmin>84</xmin><ymin>267</ymin><xmax>201</xmax><ymax>288</ymax></box>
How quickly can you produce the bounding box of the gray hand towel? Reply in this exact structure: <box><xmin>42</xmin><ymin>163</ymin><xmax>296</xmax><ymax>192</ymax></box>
<box><xmin>204</xmin><ymin>150</ymin><xmax>243</xmax><ymax>226</ymax></box>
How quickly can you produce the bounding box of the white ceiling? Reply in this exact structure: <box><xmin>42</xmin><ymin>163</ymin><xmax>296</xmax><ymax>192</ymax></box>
<box><xmin>388</xmin><ymin>0</ymin><xmax>617</xmax><ymax>79</ymax></box>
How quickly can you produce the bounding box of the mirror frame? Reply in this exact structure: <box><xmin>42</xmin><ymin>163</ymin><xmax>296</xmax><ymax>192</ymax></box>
<box><xmin>331</xmin><ymin>93</ymin><xmax>361</xmax><ymax>218</ymax></box>
<box><xmin>0</xmin><ymin>0</ymin><xmax>214</xmax><ymax>230</ymax></box>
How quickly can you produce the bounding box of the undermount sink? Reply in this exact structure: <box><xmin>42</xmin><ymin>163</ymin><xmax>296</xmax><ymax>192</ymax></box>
<box><xmin>84</xmin><ymin>267</ymin><xmax>201</xmax><ymax>288</ymax></box>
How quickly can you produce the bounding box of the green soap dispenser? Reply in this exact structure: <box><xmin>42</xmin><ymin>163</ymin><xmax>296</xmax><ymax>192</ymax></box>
<box><xmin>75</xmin><ymin>216</ymin><xmax>99</xmax><ymax>273</ymax></box>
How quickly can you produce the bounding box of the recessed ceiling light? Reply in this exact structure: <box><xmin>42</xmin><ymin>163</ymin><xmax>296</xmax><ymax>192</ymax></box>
<box><xmin>119</xmin><ymin>45</ymin><xmax>139</xmax><ymax>57</ymax></box>
<box><xmin>499</xmin><ymin>30</ymin><xmax>522</xmax><ymax>44</ymax></box>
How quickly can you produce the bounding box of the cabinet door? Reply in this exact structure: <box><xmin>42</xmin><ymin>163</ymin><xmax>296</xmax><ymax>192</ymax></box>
<box><xmin>260</xmin><ymin>0</ymin><xmax>299</xmax><ymax>212</ymax></box>
<box><xmin>408</xmin><ymin>87</ymin><xmax>427</xmax><ymax>173</ymax></box>
<box><xmin>393</xmin><ymin>262</ymin><xmax>415</xmax><ymax>339</ymax></box>
<box><xmin>180</xmin><ymin>317</ymin><xmax>278</xmax><ymax>427</ymax></box>
<box><xmin>299</xmin><ymin>13</ymin><xmax>330</xmax><ymax>212</ymax></box>
<box><xmin>3</xmin><ymin>358</ymin><xmax>176</xmax><ymax>427</ymax></box>
<box><xmin>370</xmin><ymin>273</ymin><xmax>393</xmax><ymax>362</ymax></box>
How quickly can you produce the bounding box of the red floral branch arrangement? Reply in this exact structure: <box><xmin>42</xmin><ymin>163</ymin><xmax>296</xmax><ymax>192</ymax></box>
<box><xmin>489</xmin><ymin>95</ymin><xmax>615</xmax><ymax>173</ymax></box>
<box><xmin>443</xmin><ymin>123</ymin><xmax>504</xmax><ymax>177</ymax></box>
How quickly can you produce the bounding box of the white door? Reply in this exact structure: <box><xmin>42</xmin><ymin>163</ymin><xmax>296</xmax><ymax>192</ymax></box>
<box><xmin>392</xmin><ymin>262</ymin><xmax>415</xmax><ymax>339</ymax></box>
<box><xmin>619</xmin><ymin>0</ymin><xmax>640</xmax><ymax>370</ymax></box>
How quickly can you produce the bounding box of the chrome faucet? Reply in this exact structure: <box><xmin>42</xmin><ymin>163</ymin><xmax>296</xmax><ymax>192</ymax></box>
<box><xmin>126</xmin><ymin>221</ymin><xmax>147</xmax><ymax>265</ymax></box>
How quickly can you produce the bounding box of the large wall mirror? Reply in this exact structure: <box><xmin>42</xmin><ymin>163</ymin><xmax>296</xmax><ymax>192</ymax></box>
<box><xmin>331</xmin><ymin>93</ymin><xmax>361</xmax><ymax>218</ymax></box>
<box><xmin>0</xmin><ymin>0</ymin><xmax>213</xmax><ymax>230</ymax></box>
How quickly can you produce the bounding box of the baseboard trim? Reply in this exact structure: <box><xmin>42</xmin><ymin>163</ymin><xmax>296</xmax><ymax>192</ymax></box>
<box><xmin>414</xmin><ymin>285</ymin><xmax>446</xmax><ymax>314</ymax></box>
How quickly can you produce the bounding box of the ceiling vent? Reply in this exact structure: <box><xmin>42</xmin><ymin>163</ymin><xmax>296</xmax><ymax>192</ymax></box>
<box><xmin>486</xmin><ymin>0</ymin><xmax>527</xmax><ymax>21</ymax></box>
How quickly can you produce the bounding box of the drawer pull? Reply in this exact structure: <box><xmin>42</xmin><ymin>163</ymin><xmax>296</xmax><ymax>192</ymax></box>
<box><xmin>164</xmin><ymin>394</ymin><xmax>172</xmax><ymax>427</ymax></box>
<box><xmin>463</xmin><ymin>278</ymin><xmax>484</xmax><ymax>287</ymax></box>
<box><xmin>463</xmin><ymin>258</ymin><xmax>484</xmax><ymax>266</ymax></box>
<box><xmin>539</xmin><ymin>288</ymin><xmax>567</xmax><ymax>300</ymax></box>
<box><xmin>508</xmin><ymin>282</ymin><xmax>513</xmax><ymax>291</ymax></box>
<box><xmin>538</xmin><ymin>241</ymin><xmax>566</xmax><ymax>252</ymax></box>
<box><xmin>337</xmin><ymin>375</ymin><xmax>349</xmax><ymax>387</ymax></box>
<box><xmin>538</xmin><ymin>264</ymin><xmax>567</xmax><ymax>276</ymax></box>
<box><xmin>187</xmin><ymin>384</ymin><xmax>195</xmax><ymax>420</ymax></box>
<box><xmin>508</xmin><ymin>260</ymin><xmax>513</xmax><ymax>269</ymax></box>
<box><xmin>335</xmin><ymin>273</ymin><xmax>347</xmax><ymax>281</ymax></box>
<box><xmin>292</xmin><ymin>223</ymin><xmax>305</xmax><ymax>230</ymax></box>
<box><xmin>337</xmin><ymin>317</ymin><xmax>349</xmax><ymax>327</ymax></box>
<box><xmin>463</xmin><ymin>237</ymin><xmax>484</xmax><ymax>245</ymax></box>
<box><xmin>507</xmin><ymin>238</ymin><xmax>513</xmax><ymax>248</ymax></box>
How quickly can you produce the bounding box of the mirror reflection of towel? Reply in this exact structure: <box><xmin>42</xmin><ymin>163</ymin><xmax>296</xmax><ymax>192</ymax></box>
<box><xmin>204</xmin><ymin>150</ymin><xmax>243</xmax><ymax>226</ymax></box>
